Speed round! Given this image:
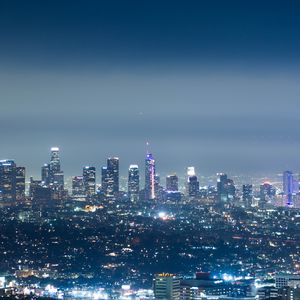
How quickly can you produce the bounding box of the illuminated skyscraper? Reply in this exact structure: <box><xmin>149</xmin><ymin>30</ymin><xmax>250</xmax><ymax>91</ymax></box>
<box><xmin>128</xmin><ymin>164</ymin><xmax>139</xmax><ymax>202</ymax></box>
<box><xmin>188</xmin><ymin>175</ymin><xmax>199</xmax><ymax>197</ymax></box>
<box><xmin>259</xmin><ymin>182</ymin><xmax>276</xmax><ymax>208</ymax></box>
<box><xmin>41</xmin><ymin>163</ymin><xmax>50</xmax><ymax>186</ymax></box>
<box><xmin>166</xmin><ymin>174</ymin><xmax>178</xmax><ymax>191</ymax></box>
<box><xmin>49</xmin><ymin>147</ymin><xmax>64</xmax><ymax>191</ymax></box>
<box><xmin>101</xmin><ymin>157</ymin><xmax>119</xmax><ymax>199</ymax></box>
<box><xmin>145</xmin><ymin>153</ymin><xmax>156</xmax><ymax>200</ymax></box>
<box><xmin>50</xmin><ymin>147</ymin><xmax>60</xmax><ymax>175</ymax></box>
<box><xmin>83</xmin><ymin>166</ymin><xmax>96</xmax><ymax>197</ymax></box>
<box><xmin>217</xmin><ymin>173</ymin><xmax>236</xmax><ymax>202</ymax></box>
<box><xmin>16</xmin><ymin>166</ymin><xmax>25</xmax><ymax>201</ymax></box>
<box><xmin>107</xmin><ymin>157</ymin><xmax>119</xmax><ymax>195</ymax></box>
<box><xmin>72</xmin><ymin>176</ymin><xmax>85</xmax><ymax>196</ymax></box>
<box><xmin>242</xmin><ymin>184</ymin><xmax>253</xmax><ymax>207</ymax></box>
<box><xmin>283</xmin><ymin>171</ymin><xmax>298</xmax><ymax>206</ymax></box>
<box><xmin>0</xmin><ymin>160</ymin><xmax>17</xmax><ymax>202</ymax></box>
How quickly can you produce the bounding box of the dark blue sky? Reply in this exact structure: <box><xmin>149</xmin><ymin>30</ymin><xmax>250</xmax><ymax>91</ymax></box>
<box><xmin>1</xmin><ymin>1</ymin><xmax>300</xmax><ymax>178</ymax></box>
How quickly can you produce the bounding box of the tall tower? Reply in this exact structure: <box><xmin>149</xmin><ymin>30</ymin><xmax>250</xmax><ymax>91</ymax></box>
<box><xmin>128</xmin><ymin>164</ymin><xmax>139</xmax><ymax>202</ymax></box>
<box><xmin>107</xmin><ymin>157</ymin><xmax>119</xmax><ymax>195</ymax></box>
<box><xmin>0</xmin><ymin>160</ymin><xmax>17</xmax><ymax>202</ymax></box>
<box><xmin>49</xmin><ymin>147</ymin><xmax>64</xmax><ymax>190</ymax></box>
<box><xmin>283</xmin><ymin>171</ymin><xmax>295</xmax><ymax>206</ymax></box>
<box><xmin>83</xmin><ymin>166</ymin><xmax>96</xmax><ymax>197</ymax></box>
<box><xmin>166</xmin><ymin>174</ymin><xmax>178</xmax><ymax>191</ymax></box>
<box><xmin>41</xmin><ymin>163</ymin><xmax>50</xmax><ymax>186</ymax></box>
<box><xmin>242</xmin><ymin>184</ymin><xmax>253</xmax><ymax>208</ymax></box>
<box><xmin>101</xmin><ymin>157</ymin><xmax>119</xmax><ymax>199</ymax></box>
<box><xmin>145</xmin><ymin>153</ymin><xmax>156</xmax><ymax>200</ymax></box>
<box><xmin>50</xmin><ymin>147</ymin><xmax>60</xmax><ymax>175</ymax></box>
<box><xmin>72</xmin><ymin>176</ymin><xmax>85</xmax><ymax>197</ymax></box>
<box><xmin>16</xmin><ymin>166</ymin><xmax>26</xmax><ymax>201</ymax></box>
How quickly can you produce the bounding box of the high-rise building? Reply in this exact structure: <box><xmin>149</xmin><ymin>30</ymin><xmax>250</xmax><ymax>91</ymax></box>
<box><xmin>260</xmin><ymin>182</ymin><xmax>276</xmax><ymax>203</ymax></box>
<box><xmin>41</xmin><ymin>163</ymin><xmax>50</xmax><ymax>186</ymax></box>
<box><xmin>128</xmin><ymin>164</ymin><xmax>139</xmax><ymax>202</ymax></box>
<box><xmin>52</xmin><ymin>171</ymin><xmax>64</xmax><ymax>190</ymax></box>
<box><xmin>49</xmin><ymin>147</ymin><xmax>64</xmax><ymax>191</ymax></box>
<box><xmin>0</xmin><ymin>160</ymin><xmax>17</xmax><ymax>202</ymax></box>
<box><xmin>154</xmin><ymin>273</ymin><xmax>181</xmax><ymax>300</ymax></box>
<box><xmin>217</xmin><ymin>173</ymin><xmax>236</xmax><ymax>202</ymax></box>
<box><xmin>145</xmin><ymin>153</ymin><xmax>156</xmax><ymax>200</ymax></box>
<box><xmin>242</xmin><ymin>184</ymin><xmax>253</xmax><ymax>207</ymax></box>
<box><xmin>101</xmin><ymin>166</ymin><xmax>109</xmax><ymax>197</ymax></box>
<box><xmin>83</xmin><ymin>166</ymin><xmax>96</xmax><ymax>197</ymax></box>
<box><xmin>16</xmin><ymin>166</ymin><xmax>25</xmax><ymax>201</ymax></box>
<box><xmin>50</xmin><ymin>147</ymin><xmax>60</xmax><ymax>175</ymax></box>
<box><xmin>283</xmin><ymin>171</ymin><xmax>298</xmax><ymax>206</ymax></box>
<box><xmin>72</xmin><ymin>176</ymin><xmax>85</xmax><ymax>197</ymax></box>
<box><xmin>101</xmin><ymin>157</ymin><xmax>119</xmax><ymax>199</ymax></box>
<box><xmin>188</xmin><ymin>175</ymin><xmax>199</xmax><ymax>197</ymax></box>
<box><xmin>29</xmin><ymin>177</ymin><xmax>42</xmax><ymax>198</ymax></box>
<box><xmin>166</xmin><ymin>174</ymin><xmax>179</xmax><ymax>191</ymax></box>
<box><xmin>107</xmin><ymin>157</ymin><xmax>119</xmax><ymax>195</ymax></box>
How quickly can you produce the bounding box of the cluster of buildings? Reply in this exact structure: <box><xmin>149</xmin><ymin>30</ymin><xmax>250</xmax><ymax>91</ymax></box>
<box><xmin>0</xmin><ymin>147</ymin><xmax>300</xmax><ymax>208</ymax></box>
<box><xmin>153</xmin><ymin>273</ymin><xmax>300</xmax><ymax>300</ymax></box>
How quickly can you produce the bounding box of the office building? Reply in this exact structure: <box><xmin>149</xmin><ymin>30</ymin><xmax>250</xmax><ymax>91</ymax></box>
<box><xmin>276</xmin><ymin>274</ymin><xmax>300</xmax><ymax>289</ymax></box>
<box><xmin>154</xmin><ymin>273</ymin><xmax>181</xmax><ymax>300</ymax></box>
<box><xmin>243</xmin><ymin>184</ymin><xmax>253</xmax><ymax>207</ymax></box>
<box><xmin>49</xmin><ymin>147</ymin><xmax>64</xmax><ymax>191</ymax></box>
<box><xmin>72</xmin><ymin>176</ymin><xmax>85</xmax><ymax>197</ymax></box>
<box><xmin>166</xmin><ymin>174</ymin><xmax>179</xmax><ymax>191</ymax></box>
<box><xmin>145</xmin><ymin>153</ymin><xmax>156</xmax><ymax>200</ymax></box>
<box><xmin>128</xmin><ymin>164</ymin><xmax>139</xmax><ymax>202</ymax></box>
<box><xmin>283</xmin><ymin>171</ymin><xmax>299</xmax><ymax>206</ymax></box>
<box><xmin>16</xmin><ymin>166</ymin><xmax>25</xmax><ymax>201</ymax></box>
<box><xmin>188</xmin><ymin>175</ymin><xmax>199</xmax><ymax>197</ymax></box>
<box><xmin>101</xmin><ymin>157</ymin><xmax>119</xmax><ymax>199</ymax></box>
<box><xmin>41</xmin><ymin>164</ymin><xmax>50</xmax><ymax>186</ymax></box>
<box><xmin>83</xmin><ymin>166</ymin><xmax>96</xmax><ymax>197</ymax></box>
<box><xmin>0</xmin><ymin>160</ymin><xmax>17</xmax><ymax>202</ymax></box>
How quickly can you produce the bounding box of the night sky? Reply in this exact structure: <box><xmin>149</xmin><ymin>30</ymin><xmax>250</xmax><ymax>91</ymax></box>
<box><xmin>1</xmin><ymin>1</ymin><xmax>300</xmax><ymax>178</ymax></box>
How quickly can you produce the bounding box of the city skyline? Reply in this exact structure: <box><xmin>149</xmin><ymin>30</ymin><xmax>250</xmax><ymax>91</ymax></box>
<box><xmin>1</xmin><ymin>2</ymin><xmax>300</xmax><ymax>298</ymax></box>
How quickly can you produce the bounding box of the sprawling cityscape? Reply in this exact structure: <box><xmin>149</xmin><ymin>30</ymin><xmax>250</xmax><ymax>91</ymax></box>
<box><xmin>2</xmin><ymin>1</ymin><xmax>300</xmax><ymax>299</ymax></box>
<box><xmin>0</xmin><ymin>147</ymin><xmax>299</xmax><ymax>299</ymax></box>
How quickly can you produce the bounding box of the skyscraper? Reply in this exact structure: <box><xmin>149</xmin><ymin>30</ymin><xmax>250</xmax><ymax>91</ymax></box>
<box><xmin>0</xmin><ymin>160</ymin><xmax>17</xmax><ymax>202</ymax></box>
<box><xmin>83</xmin><ymin>166</ymin><xmax>96</xmax><ymax>197</ymax></box>
<box><xmin>101</xmin><ymin>158</ymin><xmax>119</xmax><ymax>199</ymax></box>
<box><xmin>107</xmin><ymin>157</ymin><xmax>119</xmax><ymax>195</ymax></box>
<box><xmin>72</xmin><ymin>176</ymin><xmax>85</xmax><ymax>197</ymax></box>
<box><xmin>41</xmin><ymin>163</ymin><xmax>50</xmax><ymax>186</ymax></box>
<box><xmin>186</xmin><ymin>167</ymin><xmax>199</xmax><ymax>198</ymax></box>
<box><xmin>166</xmin><ymin>174</ymin><xmax>179</xmax><ymax>191</ymax></box>
<box><xmin>145</xmin><ymin>153</ymin><xmax>156</xmax><ymax>200</ymax></box>
<box><xmin>259</xmin><ymin>182</ymin><xmax>276</xmax><ymax>208</ymax></box>
<box><xmin>128</xmin><ymin>164</ymin><xmax>139</xmax><ymax>202</ymax></box>
<box><xmin>242</xmin><ymin>184</ymin><xmax>253</xmax><ymax>208</ymax></box>
<box><xmin>283</xmin><ymin>171</ymin><xmax>298</xmax><ymax>206</ymax></box>
<box><xmin>188</xmin><ymin>175</ymin><xmax>199</xmax><ymax>197</ymax></box>
<box><xmin>217</xmin><ymin>173</ymin><xmax>236</xmax><ymax>202</ymax></box>
<box><xmin>49</xmin><ymin>147</ymin><xmax>64</xmax><ymax>191</ymax></box>
<box><xmin>50</xmin><ymin>147</ymin><xmax>60</xmax><ymax>175</ymax></box>
<box><xmin>16</xmin><ymin>166</ymin><xmax>25</xmax><ymax>202</ymax></box>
